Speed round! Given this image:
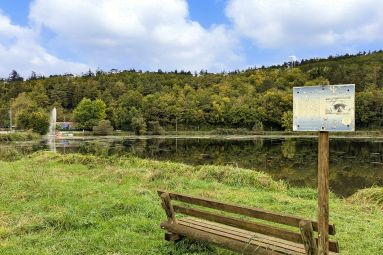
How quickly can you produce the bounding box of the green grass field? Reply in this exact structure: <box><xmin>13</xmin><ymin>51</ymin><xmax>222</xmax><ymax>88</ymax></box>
<box><xmin>0</xmin><ymin>152</ymin><xmax>382</xmax><ymax>254</ymax></box>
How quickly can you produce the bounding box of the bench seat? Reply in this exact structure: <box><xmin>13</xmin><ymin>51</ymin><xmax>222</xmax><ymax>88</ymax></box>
<box><xmin>161</xmin><ymin>217</ymin><xmax>338</xmax><ymax>255</ymax></box>
<box><xmin>158</xmin><ymin>190</ymin><xmax>339</xmax><ymax>254</ymax></box>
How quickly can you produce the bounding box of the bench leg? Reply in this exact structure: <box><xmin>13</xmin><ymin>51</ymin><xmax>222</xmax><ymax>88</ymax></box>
<box><xmin>299</xmin><ymin>220</ymin><xmax>318</xmax><ymax>255</ymax></box>
<box><xmin>165</xmin><ymin>232</ymin><xmax>183</xmax><ymax>242</ymax></box>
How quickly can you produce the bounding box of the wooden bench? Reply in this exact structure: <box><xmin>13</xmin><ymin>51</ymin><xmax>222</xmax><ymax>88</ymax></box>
<box><xmin>158</xmin><ymin>190</ymin><xmax>339</xmax><ymax>255</ymax></box>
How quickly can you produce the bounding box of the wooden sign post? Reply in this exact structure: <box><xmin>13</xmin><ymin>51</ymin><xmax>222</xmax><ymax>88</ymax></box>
<box><xmin>318</xmin><ymin>131</ymin><xmax>329</xmax><ymax>255</ymax></box>
<box><xmin>293</xmin><ymin>84</ymin><xmax>355</xmax><ymax>255</ymax></box>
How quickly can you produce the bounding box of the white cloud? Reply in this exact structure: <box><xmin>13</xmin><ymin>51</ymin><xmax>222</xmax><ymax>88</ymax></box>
<box><xmin>0</xmin><ymin>11</ymin><xmax>88</xmax><ymax>78</ymax></box>
<box><xmin>29</xmin><ymin>0</ymin><xmax>243</xmax><ymax>72</ymax></box>
<box><xmin>226</xmin><ymin>0</ymin><xmax>383</xmax><ymax>48</ymax></box>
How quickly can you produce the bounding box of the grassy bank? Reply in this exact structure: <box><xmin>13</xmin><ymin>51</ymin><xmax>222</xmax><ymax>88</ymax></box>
<box><xmin>0</xmin><ymin>153</ymin><xmax>382</xmax><ymax>254</ymax></box>
<box><xmin>0</xmin><ymin>131</ymin><xmax>41</xmax><ymax>161</ymax></box>
<box><xmin>0</xmin><ymin>131</ymin><xmax>41</xmax><ymax>142</ymax></box>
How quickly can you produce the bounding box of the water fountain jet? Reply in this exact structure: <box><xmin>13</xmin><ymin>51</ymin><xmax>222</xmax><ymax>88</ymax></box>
<box><xmin>49</xmin><ymin>107</ymin><xmax>57</xmax><ymax>136</ymax></box>
<box><xmin>48</xmin><ymin>107</ymin><xmax>57</xmax><ymax>152</ymax></box>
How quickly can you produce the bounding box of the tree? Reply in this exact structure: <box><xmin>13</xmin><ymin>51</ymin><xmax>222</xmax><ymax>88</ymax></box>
<box><xmin>8</xmin><ymin>70</ymin><xmax>24</xmax><ymax>82</ymax></box>
<box><xmin>356</xmin><ymin>88</ymin><xmax>383</xmax><ymax>128</ymax></box>
<box><xmin>2</xmin><ymin>51</ymin><xmax>383</xmax><ymax>132</ymax></box>
<box><xmin>11</xmin><ymin>93</ymin><xmax>37</xmax><ymax>126</ymax></box>
<box><xmin>226</xmin><ymin>103</ymin><xmax>259</xmax><ymax>129</ymax></box>
<box><xmin>28</xmin><ymin>71</ymin><xmax>43</xmax><ymax>81</ymax></box>
<box><xmin>256</xmin><ymin>90</ymin><xmax>292</xmax><ymax>129</ymax></box>
<box><xmin>73</xmin><ymin>98</ymin><xmax>107</xmax><ymax>130</ymax></box>
<box><xmin>27</xmin><ymin>81</ymin><xmax>49</xmax><ymax>108</ymax></box>
<box><xmin>18</xmin><ymin>109</ymin><xmax>49</xmax><ymax>135</ymax></box>
<box><xmin>6</xmin><ymin>70</ymin><xmax>24</xmax><ymax>98</ymax></box>
<box><xmin>0</xmin><ymin>104</ymin><xmax>10</xmax><ymax>128</ymax></box>
<box><xmin>115</xmin><ymin>92</ymin><xmax>144</xmax><ymax>130</ymax></box>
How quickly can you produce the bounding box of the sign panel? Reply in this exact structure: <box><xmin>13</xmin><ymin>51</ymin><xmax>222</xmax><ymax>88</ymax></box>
<box><xmin>293</xmin><ymin>84</ymin><xmax>355</xmax><ymax>131</ymax></box>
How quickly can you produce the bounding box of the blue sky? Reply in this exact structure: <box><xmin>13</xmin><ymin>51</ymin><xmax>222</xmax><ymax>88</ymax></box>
<box><xmin>0</xmin><ymin>0</ymin><xmax>382</xmax><ymax>77</ymax></box>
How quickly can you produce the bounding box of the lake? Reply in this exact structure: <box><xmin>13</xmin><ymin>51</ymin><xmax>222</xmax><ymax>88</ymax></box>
<box><xmin>3</xmin><ymin>135</ymin><xmax>383</xmax><ymax>197</ymax></box>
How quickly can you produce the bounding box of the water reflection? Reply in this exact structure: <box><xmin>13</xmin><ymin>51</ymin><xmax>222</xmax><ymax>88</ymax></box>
<box><xmin>2</xmin><ymin>137</ymin><xmax>383</xmax><ymax>197</ymax></box>
<box><xmin>47</xmin><ymin>137</ymin><xmax>56</xmax><ymax>153</ymax></box>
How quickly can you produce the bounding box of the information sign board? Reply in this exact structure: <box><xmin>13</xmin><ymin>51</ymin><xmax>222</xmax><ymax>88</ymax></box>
<box><xmin>293</xmin><ymin>84</ymin><xmax>355</xmax><ymax>131</ymax></box>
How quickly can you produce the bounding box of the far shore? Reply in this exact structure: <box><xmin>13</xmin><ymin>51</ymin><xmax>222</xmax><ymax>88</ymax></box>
<box><xmin>53</xmin><ymin>130</ymin><xmax>383</xmax><ymax>140</ymax></box>
<box><xmin>2</xmin><ymin>130</ymin><xmax>383</xmax><ymax>142</ymax></box>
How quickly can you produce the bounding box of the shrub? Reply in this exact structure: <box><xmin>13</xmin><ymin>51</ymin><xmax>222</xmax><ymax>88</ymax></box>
<box><xmin>349</xmin><ymin>187</ymin><xmax>383</xmax><ymax>209</ymax></box>
<box><xmin>149</xmin><ymin>121</ymin><xmax>165</xmax><ymax>135</ymax></box>
<box><xmin>252</xmin><ymin>120</ymin><xmax>264</xmax><ymax>132</ymax></box>
<box><xmin>0</xmin><ymin>131</ymin><xmax>40</xmax><ymax>142</ymax></box>
<box><xmin>282</xmin><ymin>111</ymin><xmax>293</xmax><ymax>131</ymax></box>
<box><xmin>93</xmin><ymin>120</ymin><xmax>113</xmax><ymax>135</ymax></box>
<box><xmin>132</xmin><ymin>116</ymin><xmax>147</xmax><ymax>135</ymax></box>
<box><xmin>0</xmin><ymin>147</ymin><xmax>21</xmax><ymax>161</ymax></box>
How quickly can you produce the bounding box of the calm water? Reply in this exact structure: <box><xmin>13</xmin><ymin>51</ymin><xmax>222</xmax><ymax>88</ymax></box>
<box><xmin>4</xmin><ymin>136</ymin><xmax>383</xmax><ymax>197</ymax></box>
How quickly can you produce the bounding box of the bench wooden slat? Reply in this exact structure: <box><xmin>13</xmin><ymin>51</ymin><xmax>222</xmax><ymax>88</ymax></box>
<box><xmin>174</xmin><ymin>204</ymin><xmax>303</xmax><ymax>244</ymax></box>
<box><xmin>182</xmin><ymin>217</ymin><xmax>308</xmax><ymax>248</ymax></box>
<box><xmin>178</xmin><ymin>218</ymin><xmax>339</xmax><ymax>255</ymax></box>
<box><xmin>176</xmin><ymin>221</ymin><xmax>304</xmax><ymax>255</ymax></box>
<box><xmin>182</xmin><ymin>217</ymin><xmax>305</xmax><ymax>250</ymax></box>
<box><xmin>161</xmin><ymin>221</ymin><xmax>292</xmax><ymax>255</ymax></box>
<box><xmin>186</xmin><ymin>217</ymin><xmax>301</xmax><ymax>245</ymax></box>
<box><xmin>180</xmin><ymin>217</ymin><xmax>307</xmax><ymax>254</ymax></box>
<box><xmin>157</xmin><ymin>190</ymin><xmax>336</xmax><ymax>235</ymax></box>
<box><xmin>173</xmin><ymin>205</ymin><xmax>339</xmax><ymax>253</ymax></box>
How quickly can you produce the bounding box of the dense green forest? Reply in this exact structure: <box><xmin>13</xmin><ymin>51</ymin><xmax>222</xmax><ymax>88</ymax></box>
<box><xmin>1</xmin><ymin>50</ymin><xmax>383</xmax><ymax>134</ymax></box>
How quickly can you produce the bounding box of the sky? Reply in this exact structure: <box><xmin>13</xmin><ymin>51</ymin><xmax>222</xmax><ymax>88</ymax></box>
<box><xmin>0</xmin><ymin>0</ymin><xmax>383</xmax><ymax>78</ymax></box>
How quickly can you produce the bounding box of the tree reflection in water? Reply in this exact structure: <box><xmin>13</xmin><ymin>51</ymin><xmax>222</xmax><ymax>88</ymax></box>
<box><xmin>4</xmin><ymin>137</ymin><xmax>383</xmax><ymax>197</ymax></box>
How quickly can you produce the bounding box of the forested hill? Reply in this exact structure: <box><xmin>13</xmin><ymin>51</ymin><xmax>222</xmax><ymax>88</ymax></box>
<box><xmin>1</xmin><ymin>50</ymin><xmax>383</xmax><ymax>133</ymax></box>
<box><xmin>299</xmin><ymin>51</ymin><xmax>383</xmax><ymax>68</ymax></box>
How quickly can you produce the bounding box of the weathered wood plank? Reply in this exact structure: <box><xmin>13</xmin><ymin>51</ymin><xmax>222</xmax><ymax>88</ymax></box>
<box><xmin>174</xmin><ymin>205</ymin><xmax>302</xmax><ymax>244</ymax></box>
<box><xmin>157</xmin><ymin>190</ymin><xmax>336</xmax><ymax>235</ymax></box>
<box><xmin>182</xmin><ymin>218</ymin><xmax>305</xmax><ymax>250</ymax></box>
<box><xmin>175</xmin><ymin>219</ymin><xmax>339</xmax><ymax>255</ymax></box>
<box><xmin>299</xmin><ymin>220</ymin><xmax>318</xmax><ymax>255</ymax></box>
<box><xmin>176</xmin><ymin>221</ymin><xmax>304</xmax><ymax>255</ymax></box>
<box><xmin>173</xmin><ymin>205</ymin><xmax>339</xmax><ymax>253</ymax></box>
<box><xmin>180</xmin><ymin>217</ymin><xmax>306</xmax><ymax>254</ymax></box>
<box><xmin>160</xmin><ymin>192</ymin><xmax>176</xmax><ymax>224</ymax></box>
<box><xmin>161</xmin><ymin>221</ymin><xmax>287</xmax><ymax>255</ymax></box>
<box><xmin>318</xmin><ymin>131</ymin><xmax>330</xmax><ymax>255</ymax></box>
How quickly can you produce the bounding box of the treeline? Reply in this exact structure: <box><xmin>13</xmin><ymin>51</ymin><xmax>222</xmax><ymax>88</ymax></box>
<box><xmin>1</xmin><ymin>51</ymin><xmax>383</xmax><ymax>134</ymax></box>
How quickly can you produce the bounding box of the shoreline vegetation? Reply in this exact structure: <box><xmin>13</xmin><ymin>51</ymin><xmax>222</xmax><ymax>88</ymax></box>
<box><xmin>0</xmin><ymin>152</ymin><xmax>382</xmax><ymax>254</ymax></box>
<box><xmin>51</xmin><ymin>130</ymin><xmax>383</xmax><ymax>141</ymax></box>
<box><xmin>0</xmin><ymin>131</ymin><xmax>41</xmax><ymax>142</ymax></box>
<box><xmin>1</xmin><ymin>127</ymin><xmax>383</xmax><ymax>142</ymax></box>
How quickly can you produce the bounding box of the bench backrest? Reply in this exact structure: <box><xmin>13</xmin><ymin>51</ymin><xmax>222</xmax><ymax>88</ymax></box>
<box><xmin>158</xmin><ymin>190</ymin><xmax>339</xmax><ymax>253</ymax></box>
